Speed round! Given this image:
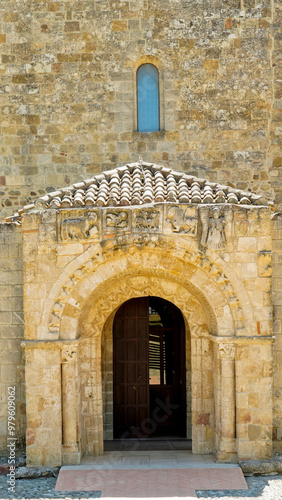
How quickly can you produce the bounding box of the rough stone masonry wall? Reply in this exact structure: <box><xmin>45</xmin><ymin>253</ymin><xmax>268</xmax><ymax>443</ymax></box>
<box><xmin>0</xmin><ymin>224</ymin><xmax>25</xmax><ymax>452</ymax></box>
<box><xmin>270</xmin><ymin>1</ymin><xmax>282</xmax><ymax>207</ymax></box>
<box><xmin>272</xmin><ymin>213</ymin><xmax>282</xmax><ymax>456</ymax></box>
<box><xmin>0</xmin><ymin>0</ymin><xmax>280</xmax><ymax>219</ymax></box>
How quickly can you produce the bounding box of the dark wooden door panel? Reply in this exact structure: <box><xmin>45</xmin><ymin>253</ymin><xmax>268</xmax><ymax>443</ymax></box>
<box><xmin>113</xmin><ymin>296</ymin><xmax>186</xmax><ymax>439</ymax></box>
<box><xmin>113</xmin><ymin>297</ymin><xmax>149</xmax><ymax>438</ymax></box>
<box><xmin>150</xmin><ymin>386</ymin><xmax>186</xmax><ymax>436</ymax></box>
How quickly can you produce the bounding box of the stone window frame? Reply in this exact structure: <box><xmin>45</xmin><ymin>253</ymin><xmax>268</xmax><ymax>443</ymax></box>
<box><xmin>137</xmin><ymin>63</ymin><xmax>160</xmax><ymax>132</ymax></box>
<box><xmin>132</xmin><ymin>56</ymin><xmax>165</xmax><ymax>132</ymax></box>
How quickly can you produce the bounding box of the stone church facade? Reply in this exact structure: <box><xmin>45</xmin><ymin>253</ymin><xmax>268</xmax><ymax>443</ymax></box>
<box><xmin>0</xmin><ymin>0</ymin><xmax>281</xmax><ymax>467</ymax></box>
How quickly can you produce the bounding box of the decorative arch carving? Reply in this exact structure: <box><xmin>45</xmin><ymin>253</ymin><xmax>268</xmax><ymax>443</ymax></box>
<box><xmin>39</xmin><ymin>234</ymin><xmax>252</xmax><ymax>340</ymax></box>
<box><xmin>77</xmin><ymin>273</ymin><xmax>213</xmax><ymax>341</ymax></box>
<box><xmin>78</xmin><ymin>276</ymin><xmax>216</xmax><ymax>456</ymax></box>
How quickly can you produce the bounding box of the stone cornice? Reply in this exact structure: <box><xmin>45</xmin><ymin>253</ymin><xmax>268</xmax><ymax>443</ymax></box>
<box><xmin>21</xmin><ymin>339</ymin><xmax>80</xmax><ymax>349</ymax></box>
<box><xmin>209</xmin><ymin>335</ymin><xmax>275</xmax><ymax>345</ymax></box>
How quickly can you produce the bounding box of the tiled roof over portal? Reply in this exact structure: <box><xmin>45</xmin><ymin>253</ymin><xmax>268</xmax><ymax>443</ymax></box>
<box><xmin>7</xmin><ymin>162</ymin><xmax>269</xmax><ymax>222</ymax></box>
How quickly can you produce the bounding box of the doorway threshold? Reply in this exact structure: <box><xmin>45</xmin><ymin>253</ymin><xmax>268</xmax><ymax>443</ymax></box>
<box><xmin>104</xmin><ymin>438</ymin><xmax>192</xmax><ymax>451</ymax></box>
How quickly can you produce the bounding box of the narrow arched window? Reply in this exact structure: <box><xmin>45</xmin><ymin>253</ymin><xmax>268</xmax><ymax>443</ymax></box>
<box><xmin>137</xmin><ymin>64</ymin><xmax>160</xmax><ymax>132</ymax></box>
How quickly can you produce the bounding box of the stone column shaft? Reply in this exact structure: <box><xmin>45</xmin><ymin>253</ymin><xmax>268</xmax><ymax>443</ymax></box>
<box><xmin>217</xmin><ymin>343</ymin><xmax>236</xmax><ymax>461</ymax></box>
<box><xmin>62</xmin><ymin>361</ymin><xmax>77</xmax><ymax>446</ymax></box>
<box><xmin>61</xmin><ymin>346</ymin><xmax>80</xmax><ymax>464</ymax></box>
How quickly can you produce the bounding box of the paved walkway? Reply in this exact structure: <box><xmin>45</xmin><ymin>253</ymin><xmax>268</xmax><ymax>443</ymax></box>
<box><xmin>0</xmin><ymin>451</ymin><xmax>282</xmax><ymax>499</ymax></box>
<box><xmin>55</xmin><ymin>451</ymin><xmax>247</xmax><ymax>497</ymax></box>
<box><xmin>55</xmin><ymin>451</ymin><xmax>281</xmax><ymax>499</ymax></box>
<box><xmin>0</xmin><ymin>474</ymin><xmax>282</xmax><ymax>499</ymax></box>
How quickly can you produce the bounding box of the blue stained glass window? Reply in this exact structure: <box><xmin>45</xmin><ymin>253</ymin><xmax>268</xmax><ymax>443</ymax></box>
<box><xmin>137</xmin><ymin>64</ymin><xmax>160</xmax><ymax>132</ymax></box>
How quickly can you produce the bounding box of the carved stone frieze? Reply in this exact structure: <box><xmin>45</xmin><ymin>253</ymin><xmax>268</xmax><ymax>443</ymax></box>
<box><xmin>60</xmin><ymin>210</ymin><xmax>99</xmax><ymax>241</ymax></box>
<box><xmin>133</xmin><ymin>208</ymin><xmax>161</xmax><ymax>232</ymax></box>
<box><xmin>104</xmin><ymin>209</ymin><xmax>130</xmax><ymax>233</ymax></box>
<box><xmin>55</xmin><ymin>205</ymin><xmax>236</xmax><ymax>245</ymax></box>
<box><xmin>199</xmin><ymin>206</ymin><xmax>233</xmax><ymax>250</ymax></box>
<box><xmin>165</xmin><ymin>205</ymin><xmax>197</xmax><ymax>235</ymax></box>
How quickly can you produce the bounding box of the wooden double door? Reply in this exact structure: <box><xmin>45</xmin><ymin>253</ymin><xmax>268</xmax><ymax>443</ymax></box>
<box><xmin>113</xmin><ymin>296</ymin><xmax>186</xmax><ymax>439</ymax></box>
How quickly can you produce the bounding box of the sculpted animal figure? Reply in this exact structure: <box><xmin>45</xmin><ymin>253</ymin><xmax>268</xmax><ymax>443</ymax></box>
<box><xmin>106</xmin><ymin>211</ymin><xmax>128</xmax><ymax>228</ymax></box>
<box><xmin>166</xmin><ymin>206</ymin><xmax>197</xmax><ymax>234</ymax></box>
<box><xmin>136</xmin><ymin>210</ymin><xmax>159</xmax><ymax>230</ymax></box>
<box><xmin>61</xmin><ymin>212</ymin><xmax>98</xmax><ymax>240</ymax></box>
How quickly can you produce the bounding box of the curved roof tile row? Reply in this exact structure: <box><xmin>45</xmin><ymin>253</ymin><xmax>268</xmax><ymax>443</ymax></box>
<box><xmin>6</xmin><ymin>163</ymin><xmax>269</xmax><ymax>223</ymax></box>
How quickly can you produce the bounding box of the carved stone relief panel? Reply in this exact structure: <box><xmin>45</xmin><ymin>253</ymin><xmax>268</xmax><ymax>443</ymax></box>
<box><xmin>60</xmin><ymin>210</ymin><xmax>100</xmax><ymax>241</ymax></box>
<box><xmin>103</xmin><ymin>209</ymin><xmax>131</xmax><ymax>234</ymax></box>
<box><xmin>133</xmin><ymin>207</ymin><xmax>162</xmax><ymax>232</ymax></box>
<box><xmin>164</xmin><ymin>205</ymin><xmax>198</xmax><ymax>235</ymax></box>
<box><xmin>199</xmin><ymin>206</ymin><xmax>233</xmax><ymax>250</ymax></box>
<box><xmin>38</xmin><ymin>209</ymin><xmax>58</xmax><ymax>243</ymax></box>
<box><xmin>54</xmin><ymin>204</ymin><xmax>235</xmax><ymax>246</ymax></box>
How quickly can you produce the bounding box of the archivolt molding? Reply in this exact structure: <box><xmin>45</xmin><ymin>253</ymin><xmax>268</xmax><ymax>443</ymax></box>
<box><xmin>77</xmin><ymin>273</ymin><xmax>212</xmax><ymax>340</ymax></box>
<box><xmin>41</xmin><ymin>235</ymin><xmax>252</xmax><ymax>335</ymax></box>
<box><xmin>41</xmin><ymin>234</ymin><xmax>251</xmax><ymax>339</ymax></box>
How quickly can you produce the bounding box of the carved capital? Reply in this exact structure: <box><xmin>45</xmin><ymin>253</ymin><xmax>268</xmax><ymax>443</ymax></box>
<box><xmin>218</xmin><ymin>343</ymin><xmax>235</xmax><ymax>359</ymax></box>
<box><xmin>61</xmin><ymin>346</ymin><xmax>77</xmax><ymax>363</ymax></box>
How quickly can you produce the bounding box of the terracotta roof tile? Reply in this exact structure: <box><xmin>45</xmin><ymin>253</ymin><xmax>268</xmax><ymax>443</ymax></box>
<box><xmin>6</xmin><ymin>162</ymin><xmax>270</xmax><ymax>223</ymax></box>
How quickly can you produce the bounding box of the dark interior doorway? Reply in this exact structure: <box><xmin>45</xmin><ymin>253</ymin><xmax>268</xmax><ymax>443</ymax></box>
<box><xmin>113</xmin><ymin>296</ymin><xmax>186</xmax><ymax>439</ymax></box>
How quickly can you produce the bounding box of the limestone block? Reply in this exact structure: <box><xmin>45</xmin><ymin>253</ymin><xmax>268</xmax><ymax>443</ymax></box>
<box><xmin>22</xmin><ymin>213</ymin><xmax>41</xmax><ymax>231</ymax></box>
<box><xmin>258</xmin><ymin>236</ymin><xmax>272</xmax><ymax>251</ymax></box>
<box><xmin>0</xmin><ymin>365</ymin><xmax>17</xmax><ymax>383</ymax></box>
<box><xmin>248</xmin><ymin>291</ymin><xmax>264</xmax><ymax>307</ymax></box>
<box><xmin>237</xmin><ymin>237</ymin><xmax>257</xmax><ymax>252</ymax></box>
<box><xmin>250</xmin><ymin>220</ymin><xmax>272</xmax><ymax>237</ymax></box>
<box><xmin>23</xmin><ymin>233</ymin><xmax>39</xmax><ymax>260</ymax></box>
<box><xmin>248</xmin><ymin>424</ymin><xmax>262</xmax><ymax>440</ymax></box>
<box><xmin>233</xmin><ymin>252</ymin><xmax>256</xmax><ymax>263</ymax></box>
<box><xmin>241</xmin><ymin>263</ymin><xmax>258</xmax><ymax>278</ymax></box>
<box><xmin>258</xmin><ymin>251</ymin><xmax>272</xmax><ymax>277</ymax></box>
<box><xmin>237</xmin><ymin>441</ymin><xmax>256</xmax><ymax>460</ymax></box>
<box><xmin>234</xmin><ymin>222</ymin><xmax>250</xmax><ymax>237</ymax></box>
<box><xmin>56</xmin><ymin>243</ymin><xmax>83</xmax><ymax>256</ymax></box>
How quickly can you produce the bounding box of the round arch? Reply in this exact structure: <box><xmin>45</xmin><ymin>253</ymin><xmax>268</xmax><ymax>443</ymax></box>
<box><xmin>76</xmin><ymin>270</ymin><xmax>224</xmax><ymax>457</ymax></box>
<box><xmin>25</xmin><ymin>236</ymin><xmax>243</xmax><ymax>464</ymax></box>
<box><xmin>103</xmin><ymin>295</ymin><xmax>188</xmax><ymax>443</ymax></box>
<box><xmin>41</xmin><ymin>235</ymin><xmax>253</xmax><ymax>342</ymax></box>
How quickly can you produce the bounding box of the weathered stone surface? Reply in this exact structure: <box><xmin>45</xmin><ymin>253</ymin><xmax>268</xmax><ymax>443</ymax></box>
<box><xmin>0</xmin><ymin>0</ymin><xmax>280</xmax><ymax>219</ymax></box>
<box><xmin>239</xmin><ymin>459</ymin><xmax>282</xmax><ymax>476</ymax></box>
<box><xmin>15</xmin><ymin>466</ymin><xmax>59</xmax><ymax>479</ymax></box>
<box><xmin>0</xmin><ymin>0</ymin><xmax>281</xmax><ymax>470</ymax></box>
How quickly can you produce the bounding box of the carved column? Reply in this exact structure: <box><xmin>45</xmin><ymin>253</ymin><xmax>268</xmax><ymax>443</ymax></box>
<box><xmin>217</xmin><ymin>343</ymin><xmax>237</xmax><ymax>462</ymax></box>
<box><xmin>61</xmin><ymin>345</ymin><xmax>80</xmax><ymax>464</ymax></box>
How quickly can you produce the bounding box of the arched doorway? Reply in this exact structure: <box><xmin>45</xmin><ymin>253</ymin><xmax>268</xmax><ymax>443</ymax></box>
<box><xmin>113</xmin><ymin>296</ymin><xmax>186</xmax><ymax>439</ymax></box>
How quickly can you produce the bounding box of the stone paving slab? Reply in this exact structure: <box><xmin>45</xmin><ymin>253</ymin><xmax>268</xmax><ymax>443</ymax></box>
<box><xmin>0</xmin><ymin>475</ymin><xmax>282</xmax><ymax>499</ymax></box>
<box><xmin>55</xmin><ymin>468</ymin><xmax>248</xmax><ymax>497</ymax></box>
<box><xmin>64</xmin><ymin>463</ymin><xmax>240</xmax><ymax>470</ymax></box>
<box><xmin>80</xmin><ymin>451</ymin><xmax>217</xmax><ymax>468</ymax></box>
